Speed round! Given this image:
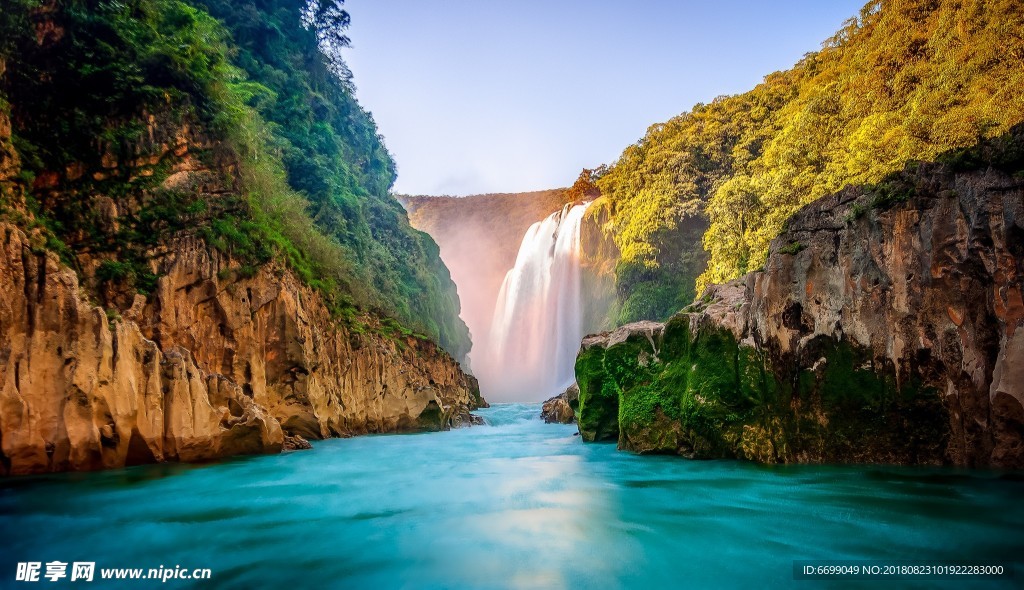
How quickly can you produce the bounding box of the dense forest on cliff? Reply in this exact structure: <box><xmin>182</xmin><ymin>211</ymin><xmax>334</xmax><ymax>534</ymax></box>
<box><xmin>596</xmin><ymin>0</ymin><xmax>1024</xmax><ymax>324</ymax></box>
<box><xmin>0</xmin><ymin>0</ymin><xmax>470</xmax><ymax>359</ymax></box>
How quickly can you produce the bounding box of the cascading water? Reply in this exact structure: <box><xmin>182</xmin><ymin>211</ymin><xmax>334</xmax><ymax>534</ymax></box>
<box><xmin>473</xmin><ymin>202</ymin><xmax>590</xmax><ymax>401</ymax></box>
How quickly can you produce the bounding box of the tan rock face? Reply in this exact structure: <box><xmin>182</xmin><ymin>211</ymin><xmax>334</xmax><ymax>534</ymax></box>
<box><xmin>541</xmin><ymin>383</ymin><xmax>579</xmax><ymax>424</ymax></box>
<box><xmin>743</xmin><ymin>165</ymin><xmax>1024</xmax><ymax>468</ymax></box>
<box><xmin>0</xmin><ymin>224</ymin><xmax>481</xmax><ymax>475</ymax></box>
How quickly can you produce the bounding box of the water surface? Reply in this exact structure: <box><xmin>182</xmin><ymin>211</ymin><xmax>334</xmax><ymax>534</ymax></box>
<box><xmin>1</xmin><ymin>404</ymin><xmax>1022</xmax><ymax>588</ymax></box>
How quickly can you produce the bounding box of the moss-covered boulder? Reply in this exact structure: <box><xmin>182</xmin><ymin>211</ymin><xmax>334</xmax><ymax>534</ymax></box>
<box><xmin>575</xmin><ymin>292</ymin><xmax>948</xmax><ymax>464</ymax></box>
<box><xmin>576</xmin><ymin>322</ymin><xmax>664</xmax><ymax>441</ymax></box>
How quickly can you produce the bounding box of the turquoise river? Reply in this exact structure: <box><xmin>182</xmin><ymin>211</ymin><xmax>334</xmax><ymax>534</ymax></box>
<box><xmin>1</xmin><ymin>404</ymin><xmax>1022</xmax><ymax>589</ymax></box>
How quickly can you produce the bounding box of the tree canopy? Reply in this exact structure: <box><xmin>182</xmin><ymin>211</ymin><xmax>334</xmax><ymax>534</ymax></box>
<box><xmin>0</xmin><ymin>0</ymin><xmax>471</xmax><ymax>359</ymax></box>
<box><xmin>597</xmin><ymin>0</ymin><xmax>1024</xmax><ymax>324</ymax></box>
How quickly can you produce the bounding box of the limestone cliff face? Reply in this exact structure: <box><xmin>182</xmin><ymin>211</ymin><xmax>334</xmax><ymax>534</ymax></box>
<box><xmin>575</xmin><ymin>143</ymin><xmax>1024</xmax><ymax>468</ymax></box>
<box><xmin>0</xmin><ymin>62</ymin><xmax>482</xmax><ymax>475</ymax></box>
<box><xmin>0</xmin><ymin>7</ymin><xmax>485</xmax><ymax>476</ymax></box>
<box><xmin>0</xmin><ymin>224</ymin><xmax>482</xmax><ymax>475</ymax></box>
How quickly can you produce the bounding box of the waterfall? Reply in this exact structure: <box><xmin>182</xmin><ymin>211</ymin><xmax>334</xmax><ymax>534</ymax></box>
<box><xmin>473</xmin><ymin>202</ymin><xmax>590</xmax><ymax>401</ymax></box>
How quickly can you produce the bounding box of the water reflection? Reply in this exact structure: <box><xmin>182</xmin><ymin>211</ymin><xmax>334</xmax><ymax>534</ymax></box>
<box><xmin>0</xmin><ymin>404</ymin><xmax>1022</xmax><ymax>589</ymax></box>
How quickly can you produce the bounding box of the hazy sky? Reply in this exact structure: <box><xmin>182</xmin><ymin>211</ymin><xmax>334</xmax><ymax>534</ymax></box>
<box><xmin>341</xmin><ymin>0</ymin><xmax>866</xmax><ymax>196</ymax></box>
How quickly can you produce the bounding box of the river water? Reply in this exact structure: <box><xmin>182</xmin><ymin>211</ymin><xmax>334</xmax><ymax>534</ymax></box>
<box><xmin>1</xmin><ymin>404</ymin><xmax>1021</xmax><ymax>589</ymax></box>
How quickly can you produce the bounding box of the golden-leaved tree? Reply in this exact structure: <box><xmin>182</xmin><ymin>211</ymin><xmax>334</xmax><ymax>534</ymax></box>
<box><xmin>597</xmin><ymin>0</ymin><xmax>1024</xmax><ymax>324</ymax></box>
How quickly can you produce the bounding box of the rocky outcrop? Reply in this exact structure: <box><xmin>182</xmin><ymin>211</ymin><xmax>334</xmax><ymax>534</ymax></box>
<box><xmin>541</xmin><ymin>383</ymin><xmax>579</xmax><ymax>424</ymax></box>
<box><xmin>0</xmin><ymin>223</ymin><xmax>483</xmax><ymax>475</ymax></box>
<box><xmin>575</xmin><ymin>137</ymin><xmax>1024</xmax><ymax>468</ymax></box>
<box><xmin>283</xmin><ymin>434</ymin><xmax>312</xmax><ymax>451</ymax></box>
<box><xmin>0</xmin><ymin>5</ymin><xmax>486</xmax><ymax>476</ymax></box>
<box><xmin>0</xmin><ymin>62</ymin><xmax>484</xmax><ymax>475</ymax></box>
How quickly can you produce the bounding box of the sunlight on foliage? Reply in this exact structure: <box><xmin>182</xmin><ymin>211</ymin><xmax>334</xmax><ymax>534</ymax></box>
<box><xmin>598</xmin><ymin>0</ymin><xmax>1024</xmax><ymax>319</ymax></box>
<box><xmin>0</xmin><ymin>0</ymin><xmax>471</xmax><ymax>358</ymax></box>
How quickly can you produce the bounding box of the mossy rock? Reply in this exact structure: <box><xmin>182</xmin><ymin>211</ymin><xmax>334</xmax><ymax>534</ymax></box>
<box><xmin>575</xmin><ymin>346</ymin><xmax>620</xmax><ymax>442</ymax></box>
<box><xmin>574</xmin><ymin>313</ymin><xmax>948</xmax><ymax>464</ymax></box>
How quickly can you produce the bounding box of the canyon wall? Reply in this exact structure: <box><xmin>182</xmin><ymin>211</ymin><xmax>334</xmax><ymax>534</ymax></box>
<box><xmin>0</xmin><ymin>72</ymin><xmax>481</xmax><ymax>476</ymax></box>
<box><xmin>576</xmin><ymin>137</ymin><xmax>1024</xmax><ymax>468</ymax></box>
<box><xmin>0</xmin><ymin>223</ymin><xmax>482</xmax><ymax>475</ymax></box>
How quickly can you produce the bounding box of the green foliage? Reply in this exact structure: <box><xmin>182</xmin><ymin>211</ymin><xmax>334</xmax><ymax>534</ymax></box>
<box><xmin>574</xmin><ymin>346</ymin><xmax>621</xmax><ymax>442</ymax></box>
<box><xmin>597</xmin><ymin>0</ymin><xmax>1024</xmax><ymax>318</ymax></box>
<box><xmin>778</xmin><ymin>241</ymin><xmax>804</xmax><ymax>255</ymax></box>
<box><xmin>844</xmin><ymin>202</ymin><xmax>867</xmax><ymax>223</ymax></box>
<box><xmin>192</xmin><ymin>0</ymin><xmax>470</xmax><ymax>359</ymax></box>
<box><xmin>96</xmin><ymin>258</ymin><xmax>159</xmax><ymax>294</ymax></box>
<box><xmin>865</xmin><ymin>176</ymin><xmax>916</xmax><ymax>210</ymax></box>
<box><xmin>1</xmin><ymin>0</ymin><xmax>234</xmax><ymax>168</ymax></box>
<box><xmin>0</xmin><ymin>0</ymin><xmax>471</xmax><ymax>359</ymax></box>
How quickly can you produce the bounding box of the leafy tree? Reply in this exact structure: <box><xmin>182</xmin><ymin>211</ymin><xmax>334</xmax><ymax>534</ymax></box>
<box><xmin>564</xmin><ymin>168</ymin><xmax>602</xmax><ymax>202</ymax></box>
<box><xmin>597</xmin><ymin>0</ymin><xmax>1024</xmax><ymax>321</ymax></box>
<box><xmin>0</xmin><ymin>0</ymin><xmax>471</xmax><ymax>359</ymax></box>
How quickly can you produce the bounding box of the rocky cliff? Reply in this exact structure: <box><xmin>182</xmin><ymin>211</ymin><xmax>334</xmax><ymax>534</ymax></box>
<box><xmin>575</xmin><ymin>133</ymin><xmax>1024</xmax><ymax>469</ymax></box>
<box><xmin>0</xmin><ymin>59</ymin><xmax>482</xmax><ymax>477</ymax></box>
<box><xmin>0</xmin><ymin>222</ymin><xmax>482</xmax><ymax>475</ymax></box>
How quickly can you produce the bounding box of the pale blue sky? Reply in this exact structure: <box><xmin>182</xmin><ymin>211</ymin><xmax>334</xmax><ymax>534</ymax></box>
<box><xmin>341</xmin><ymin>0</ymin><xmax>866</xmax><ymax>196</ymax></box>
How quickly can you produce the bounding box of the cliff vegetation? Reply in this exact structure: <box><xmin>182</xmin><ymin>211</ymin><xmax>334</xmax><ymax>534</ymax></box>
<box><xmin>0</xmin><ymin>0</ymin><xmax>484</xmax><ymax>475</ymax></box>
<box><xmin>0</xmin><ymin>0</ymin><xmax>470</xmax><ymax>360</ymax></box>
<box><xmin>594</xmin><ymin>0</ymin><xmax>1024</xmax><ymax>325</ymax></box>
<box><xmin>577</xmin><ymin>127</ymin><xmax>1024</xmax><ymax>468</ymax></box>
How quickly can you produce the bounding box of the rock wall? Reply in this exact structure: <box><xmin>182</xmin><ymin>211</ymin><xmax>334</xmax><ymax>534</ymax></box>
<box><xmin>0</xmin><ymin>224</ymin><xmax>482</xmax><ymax>475</ymax></box>
<box><xmin>0</xmin><ymin>61</ymin><xmax>484</xmax><ymax>476</ymax></box>
<box><xmin>575</xmin><ymin>141</ymin><xmax>1024</xmax><ymax>468</ymax></box>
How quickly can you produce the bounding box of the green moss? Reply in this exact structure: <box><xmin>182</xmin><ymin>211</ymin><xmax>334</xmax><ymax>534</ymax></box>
<box><xmin>844</xmin><ymin>202</ymin><xmax>867</xmax><ymax>223</ymax></box>
<box><xmin>575</xmin><ymin>312</ymin><xmax>948</xmax><ymax>464</ymax></box>
<box><xmin>575</xmin><ymin>346</ymin><xmax>620</xmax><ymax>442</ymax></box>
<box><xmin>778</xmin><ymin>241</ymin><xmax>805</xmax><ymax>255</ymax></box>
<box><xmin>96</xmin><ymin>257</ymin><xmax>158</xmax><ymax>295</ymax></box>
<box><xmin>867</xmin><ymin>177</ymin><xmax>917</xmax><ymax>210</ymax></box>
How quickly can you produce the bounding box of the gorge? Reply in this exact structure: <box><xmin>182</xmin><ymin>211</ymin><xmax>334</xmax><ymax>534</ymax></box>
<box><xmin>403</xmin><ymin>193</ymin><xmax>614</xmax><ymax>402</ymax></box>
<box><xmin>2</xmin><ymin>0</ymin><xmax>1023</xmax><ymax>587</ymax></box>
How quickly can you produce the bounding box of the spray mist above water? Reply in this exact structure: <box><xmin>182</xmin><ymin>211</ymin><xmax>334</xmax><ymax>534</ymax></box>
<box><xmin>473</xmin><ymin>203</ymin><xmax>591</xmax><ymax>402</ymax></box>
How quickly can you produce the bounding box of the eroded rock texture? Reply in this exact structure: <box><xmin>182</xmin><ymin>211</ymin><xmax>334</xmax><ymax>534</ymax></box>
<box><xmin>0</xmin><ymin>225</ymin><xmax>482</xmax><ymax>475</ymax></box>
<box><xmin>541</xmin><ymin>383</ymin><xmax>579</xmax><ymax>424</ymax></box>
<box><xmin>576</xmin><ymin>147</ymin><xmax>1023</xmax><ymax>468</ymax></box>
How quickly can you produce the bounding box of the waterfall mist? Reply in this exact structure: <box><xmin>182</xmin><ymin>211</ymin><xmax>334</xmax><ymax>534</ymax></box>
<box><xmin>401</xmin><ymin>193</ymin><xmax>613</xmax><ymax>402</ymax></box>
<box><xmin>473</xmin><ymin>203</ymin><xmax>591</xmax><ymax>401</ymax></box>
